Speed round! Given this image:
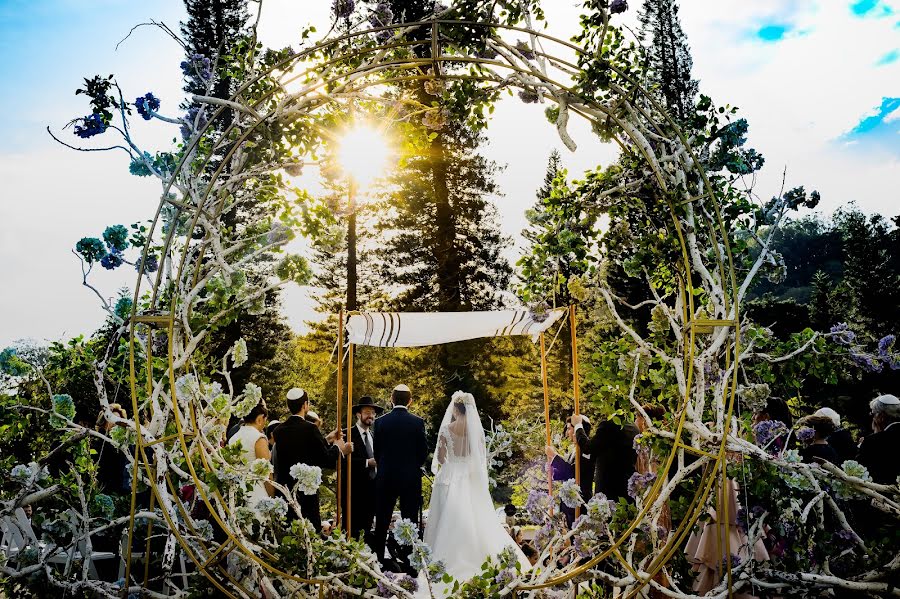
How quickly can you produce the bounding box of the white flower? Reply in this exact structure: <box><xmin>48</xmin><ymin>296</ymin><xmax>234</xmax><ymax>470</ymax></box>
<box><xmin>290</xmin><ymin>463</ymin><xmax>322</xmax><ymax>495</ymax></box>
<box><xmin>559</xmin><ymin>479</ymin><xmax>584</xmax><ymax>509</ymax></box>
<box><xmin>255</xmin><ymin>497</ymin><xmax>288</xmax><ymax>521</ymax></box>
<box><xmin>10</xmin><ymin>464</ymin><xmax>31</xmax><ymax>483</ymax></box>
<box><xmin>231</xmin><ymin>338</ymin><xmax>248</xmax><ymax>368</ymax></box>
<box><xmin>251</xmin><ymin>458</ymin><xmax>273</xmax><ymax>479</ymax></box>
<box><xmin>841</xmin><ymin>460</ymin><xmax>872</xmax><ymax>482</ymax></box>
<box><xmin>233</xmin><ymin>383</ymin><xmax>263</xmax><ymax>418</ymax></box>
<box><xmin>194</xmin><ymin>519</ymin><xmax>214</xmax><ymax>541</ymax></box>
<box><xmin>175</xmin><ymin>374</ymin><xmax>200</xmax><ymax>403</ymax></box>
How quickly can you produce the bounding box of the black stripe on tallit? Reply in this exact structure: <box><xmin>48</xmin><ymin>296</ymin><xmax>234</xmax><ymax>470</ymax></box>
<box><xmin>385</xmin><ymin>312</ymin><xmax>395</xmax><ymax>348</ymax></box>
<box><xmin>378</xmin><ymin>313</ymin><xmax>388</xmax><ymax>347</ymax></box>
<box><xmin>392</xmin><ymin>312</ymin><xmax>402</xmax><ymax>347</ymax></box>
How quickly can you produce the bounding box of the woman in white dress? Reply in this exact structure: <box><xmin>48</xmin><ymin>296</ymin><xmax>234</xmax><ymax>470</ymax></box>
<box><xmin>423</xmin><ymin>391</ymin><xmax>529</xmax><ymax>586</ymax></box>
<box><xmin>228</xmin><ymin>401</ymin><xmax>274</xmax><ymax>510</ymax></box>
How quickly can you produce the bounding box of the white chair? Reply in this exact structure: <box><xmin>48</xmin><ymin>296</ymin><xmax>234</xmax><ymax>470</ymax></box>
<box><xmin>1</xmin><ymin>508</ymin><xmax>114</xmax><ymax>579</ymax></box>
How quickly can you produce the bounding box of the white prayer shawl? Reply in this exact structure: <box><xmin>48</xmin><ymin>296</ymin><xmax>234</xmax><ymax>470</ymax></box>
<box><xmin>345</xmin><ymin>309</ymin><xmax>567</xmax><ymax>348</ymax></box>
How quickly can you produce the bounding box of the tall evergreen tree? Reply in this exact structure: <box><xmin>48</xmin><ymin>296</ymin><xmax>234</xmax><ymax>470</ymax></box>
<box><xmin>378</xmin><ymin>122</ymin><xmax>512</xmax><ymax>312</ymax></box>
<box><xmin>637</xmin><ymin>0</ymin><xmax>700</xmax><ymax>123</ymax></box>
<box><xmin>180</xmin><ymin>0</ymin><xmax>248</xmax><ymax>115</ymax></box>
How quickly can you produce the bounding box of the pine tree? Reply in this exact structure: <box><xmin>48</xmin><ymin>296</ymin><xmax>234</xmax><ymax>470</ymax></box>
<box><xmin>378</xmin><ymin>122</ymin><xmax>512</xmax><ymax>312</ymax></box>
<box><xmin>637</xmin><ymin>0</ymin><xmax>700</xmax><ymax>123</ymax></box>
<box><xmin>180</xmin><ymin>0</ymin><xmax>248</xmax><ymax>114</ymax></box>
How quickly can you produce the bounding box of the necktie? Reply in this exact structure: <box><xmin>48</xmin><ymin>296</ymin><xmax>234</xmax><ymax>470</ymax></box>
<box><xmin>364</xmin><ymin>431</ymin><xmax>375</xmax><ymax>479</ymax></box>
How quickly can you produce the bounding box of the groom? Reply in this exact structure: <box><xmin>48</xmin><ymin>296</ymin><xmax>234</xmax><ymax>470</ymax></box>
<box><xmin>372</xmin><ymin>384</ymin><xmax>428</xmax><ymax>574</ymax></box>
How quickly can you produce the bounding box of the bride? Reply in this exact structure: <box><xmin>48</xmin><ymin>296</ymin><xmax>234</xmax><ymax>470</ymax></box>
<box><xmin>422</xmin><ymin>391</ymin><xmax>529</xmax><ymax>588</ymax></box>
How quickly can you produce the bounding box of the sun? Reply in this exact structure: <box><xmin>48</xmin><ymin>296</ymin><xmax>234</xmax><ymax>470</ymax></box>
<box><xmin>335</xmin><ymin>123</ymin><xmax>392</xmax><ymax>188</ymax></box>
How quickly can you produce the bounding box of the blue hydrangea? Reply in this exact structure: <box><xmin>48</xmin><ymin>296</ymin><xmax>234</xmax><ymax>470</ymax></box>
<box><xmin>51</xmin><ymin>394</ymin><xmax>76</xmax><ymax>428</ymax></box>
<box><xmin>135</xmin><ymin>93</ymin><xmax>160</xmax><ymax>120</ymax></box>
<box><xmin>368</xmin><ymin>2</ymin><xmax>393</xmax><ymax>27</ymax></box>
<box><xmin>626</xmin><ymin>471</ymin><xmax>656</xmax><ymax>500</ymax></box>
<box><xmin>74</xmin><ymin>113</ymin><xmax>108</xmax><ymax>138</ymax></box>
<box><xmin>610</xmin><ymin>0</ymin><xmax>628</xmax><ymax>14</ymax></box>
<box><xmin>100</xmin><ymin>249</ymin><xmax>124</xmax><ymax>270</ymax></box>
<box><xmin>332</xmin><ymin>0</ymin><xmax>354</xmax><ymax>18</ymax></box>
<box><xmin>830</xmin><ymin>323</ymin><xmax>856</xmax><ymax>345</ymax></box>
<box><xmin>103</xmin><ymin>224</ymin><xmax>130</xmax><ymax>252</ymax></box>
<box><xmin>114</xmin><ymin>296</ymin><xmax>133</xmax><ymax>320</ymax></box>
<box><xmin>94</xmin><ymin>494</ymin><xmax>115</xmax><ymax>519</ymax></box>
<box><xmin>525</xmin><ymin>488</ymin><xmax>551</xmax><ymax>523</ymax></box>
<box><xmin>135</xmin><ymin>254</ymin><xmax>158</xmax><ymax>274</ymax></box>
<box><xmin>408</xmin><ymin>540</ymin><xmax>432</xmax><ymax>571</ymax></box>
<box><xmin>392</xmin><ymin>518</ymin><xmax>419</xmax><ymax>547</ymax></box>
<box><xmin>181</xmin><ymin>106</ymin><xmax>209</xmax><ymax>140</ymax></box>
<box><xmin>180</xmin><ymin>54</ymin><xmax>212</xmax><ymax>81</ymax></box>
<box><xmin>753</xmin><ymin>419</ymin><xmax>788</xmax><ymax>448</ymax></box>
<box><xmin>376</xmin><ymin>571</ymin><xmax>418</xmax><ymax>597</ymax></box>
<box><xmin>75</xmin><ymin>237</ymin><xmax>108</xmax><ymax>264</ymax></box>
<box><xmin>0</xmin><ymin>347</ymin><xmax>28</xmax><ymax>377</ymax></box>
<box><xmin>129</xmin><ymin>153</ymin><xmax>154</xmax><ymax>177</ymax></box>
<box><xmin>559</xmin><ymin>478</ymin><xmax>583</xmax><ymax>509</ymax></box>
<box><xmin>797</xmin><ymin>427</ymin><xmax>815</xmax><ymax>444</ymax></box>
<box><xmin>850</xmin><ymin>352</ymin><xmax>883</xmax><ymax>373</ymax></box>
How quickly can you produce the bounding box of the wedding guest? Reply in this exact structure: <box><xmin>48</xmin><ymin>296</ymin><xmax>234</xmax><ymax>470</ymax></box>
<box><xmin>857</xmin><ymin>394</ymin><xmax>900</xmax><ymax>484</ymax></box>
<box><xmin>266</xmin><ymin>420</ymin><xmax>281</xmax><ymax>449</ymax></box>
<box><xmin>798</xmin><ymin>415</ymin><xmax>840</xmax><ymax>465</ymax></box>
<box><xmin>546</xmin><ymin>416</ymin><xmax>594</xmax><ymax>527</ymax></box>
<box><xmin>305</xmin><ymin>410</ymin><xmax>323</xmax><ymax>428</ymax></box>
<box><xmin>571</xmin><ymin>414</ymin><xmax>637</xmax><ymax>502</ymax></box>
<box><xmin>340</xmin><ymin>396</ymin><xmax>383</xmax><ymax>545</ymax></box>
<box><xmin>228</xmin><ymin>401</ymin><xmax>274</xmax><ymax>512</ymax></box>
<box><xmin>812</xmin><ymin>407</ymin><xmax>855</xmax><ymax>463</ymax></box>
<box><xmin>521</xmin><ymin>543</ymin><xmax>539</xmax><ymax>566</ymax></box>
<box><xmin>752</xmin><ymin>396</ymin><xmax>793</xmax><ymax>452</ymax></box>
<box><xmin>321</xmin><ymin>520</ymin><xmax>334</xmax><ymax>536</ymax></box>
<box><xmin>274</xmin><ymin>388</ymin><xmax>350</xmax><ymax>532</ymax></box>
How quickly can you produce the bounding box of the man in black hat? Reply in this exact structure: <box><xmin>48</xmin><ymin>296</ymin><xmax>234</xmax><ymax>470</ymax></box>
<box><xmin>340</xmin><ymin>396</ymin><xmax>383</xmax><ymax>545</ymax></box>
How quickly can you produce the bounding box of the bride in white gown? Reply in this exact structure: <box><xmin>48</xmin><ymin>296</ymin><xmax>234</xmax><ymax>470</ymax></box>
<box><xmin>419</xmin><ymin>391</ymin><xmax>529</xmax><ymax>593</ymax></box>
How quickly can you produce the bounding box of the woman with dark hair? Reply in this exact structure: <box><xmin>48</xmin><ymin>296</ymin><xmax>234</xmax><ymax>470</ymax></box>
<box><xmin>798</xmin><ymin>415</ymin><xmax>840</xmax><ymax>465</ymax></box>
<box><xmin>228</xmin><ymin>401</ymin><xmax>274</xmax><ymax>514</ymax></box>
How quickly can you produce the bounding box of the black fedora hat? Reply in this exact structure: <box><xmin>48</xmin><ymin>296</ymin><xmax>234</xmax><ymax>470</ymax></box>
<box><xmin>352</xmin><ymin>396</ymin><xmax>384</xmax><ymax>414</ymax></box>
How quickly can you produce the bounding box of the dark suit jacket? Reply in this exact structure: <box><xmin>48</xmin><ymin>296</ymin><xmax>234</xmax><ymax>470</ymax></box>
<box><xmin>575</xmin><ymin>420</ymin><xmax>638</xmax><ymax>501</ymax></box>
<box><xmin>273</xmin><ymin>415</ymin><xmax>340</xmax><ymax>487</ymax></box>
<box><xmin>373</xmin><ymin>407</ymin><xmax>428</xmax><ymax>487</ymax></box>
<box><xmin>341</xmin><ymin>425</ymin><xmax>377</xmax><ymax>496</ymax></box>
<box><xmin>857</xmin><ymin>423</ymin><xmax>900</xmax><ymax>485</ymax></box>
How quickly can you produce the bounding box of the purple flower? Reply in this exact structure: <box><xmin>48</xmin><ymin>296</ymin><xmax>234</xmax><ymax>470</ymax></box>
<box><xmin>878</xmin><ymin>335</ymin><xmax>895</xmax><ymax>357</ymax></box>
<box><xmin>181</xmin><ymin>53</ymin><xmax>212</xmax><ymax>81</ymax></box>
<box><xmin>135</xmin><ymin>93</ymin><xmax>160</xmax><ymax>120</ymax></box>
<box><xmin>610</xmin><ymin>0</ymin><xmax>628</xmax><ymax>14</ymax></box>
<box><xmin>368</xmin><ymin>2</ymin><xmax>393</xmax><ymax>27</ymax></box>
<box><xmin>834</xmin><ymin>529</ymin><xmax>858</xmax><ymax>549</ymax></box>
<box><xmin>797</xmin><ymin>427</ymin><xmax>815</xmax><ymax>444</ymax></box>
<box><xmin>515</xmin><ymin>40</ymin><xmax>535</xmax><ymax>60</ymax></box>
<box><xmin>181</xmin><ymin>106</ymin><xmax>209</xmax><ymax>140</ymax></box>
<box><xmin>517</xmin><ymin>89</ymin><xmax>539</xmax><ymax>103</ymax></box>
<box><xmin>332</xmin><ymin>0</ymin><xmax>354</xmax><ymax>18</ymax></box>
<box><xmin>830</xmin><ymin>323</ymin><xmax>856</xmax><ymax>345</ymax></box>
<box><xmin>525</xmin><ymin>489</ymin><xmax>551</xmax><ymax>523</ymax></box>
<box><xmin>753</xmin><ymin>419</ymin><xmax>788</xmax><ymax>448</ymax></box>
<box><xmin>850</xmin><ymin>352</ymin><xmax>883</xmax><ymax>373</ymax></box>
<box><xmin>626</xmin><ymin>471</ymin><xmax>656</xmax><ymax>500</ymax></box>
<box><xmin>375</xmin><ymin>572</ymin><xmax>418</xmax><ymax>597</ymax></box>
<box><xmin>74</xmin><ymin>113</ymin><xmax>108</xmax><ymax>138</ymax></box>
<box><xmin>135</xmin><ymin>254</ymin><xmax>158</xmax><ymax>273</ymax></box>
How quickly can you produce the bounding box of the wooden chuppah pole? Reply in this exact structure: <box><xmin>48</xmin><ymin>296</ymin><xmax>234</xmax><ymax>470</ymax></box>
<box><xmin>336</xmin><ymin>310</ymin><xmax>344</xmax><ymax>529</ymax></box>
<box><xmin>540</xmin><ymin>332</ymin><xmax>553</xmax><ymax>499</ymax></box>
<box><xmin>345</xmin><ymin>343</ymin><xmax>355</xmax><ymax>535</ymax></box>
<box><xmin>569</xmin><ymin>305</ymin><xmax>582</xmax><ymax>518</ymax></box>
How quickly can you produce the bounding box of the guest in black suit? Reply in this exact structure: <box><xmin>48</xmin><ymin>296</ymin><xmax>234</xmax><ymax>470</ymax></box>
<box><xmin>546</xmin><ymin>416</ymin><xmax>594</xmax><ymax>527</ymax></box>
<box><xmin>340</xmin><ymin>396</ymin><xmax>383</xmax><ymax>545</ymax></box>
<box><xmin>858</xmin><ymin>394</ymin><xmax>900</xmax><ymax>484</ymax></box>
<box><xmin>372</xmin><ymin>384</ymin><xmax>428</xmax><ymax>575</ymax></box>
<box><xmin>273</xmin><ymin>388</ymin><xmax>351</xmax><ymax>532</ymax></box>
<box><xmin>571</xmin><ymin>414</ymin><xmax>638</xmax><ymax>502</ymax></box>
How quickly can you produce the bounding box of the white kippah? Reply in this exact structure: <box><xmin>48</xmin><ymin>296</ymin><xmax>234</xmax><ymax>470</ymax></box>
<box><xmin>286</xmin><ymin>387</ymin><xmax>306</xmax><ymax>400</ymax></box>
<box><xmin>394</xmin><ymin>384</ymin><xmax>410</xmax><ymax>393</ymax></box>
<box><xmin>873</xmin><ymin>393</ymin><xmax>900</xmax><ymax>406</ymax></box>
<box><xmin>813</xmin><ymin>407</ymin><xmax>841</xmax><ymax>427</ymax></box>
<box><xmin>306</xmin><ymin>410</ymin><xmax>319</xmax><ymax>421</ymax></box>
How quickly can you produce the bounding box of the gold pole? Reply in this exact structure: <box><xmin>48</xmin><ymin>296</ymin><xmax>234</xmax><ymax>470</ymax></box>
<box><xmin>569</xmin><ymin>305</ymin><xmax>582</xmax><ymax>518</ymax></box>
<box><xmin>336</xmin><ymin>310</ymin><xmax>344</xmax><ymax>529</ymax></box>
<box><xmin>345</xmin><ymin>343</ymin><xmax>355</xmax><ymax>536</ymax></box>
<box><xmin>540</xmin><ymin>333</ymin><xmax>552</xmax><ymax>499</ymax></box>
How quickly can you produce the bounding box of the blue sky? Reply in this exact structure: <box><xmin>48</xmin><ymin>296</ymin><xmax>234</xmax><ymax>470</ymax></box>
<box><xmin>1</xmin><ymin>0</ymin><xmax>898</xmax><ymax>346</ymax></box>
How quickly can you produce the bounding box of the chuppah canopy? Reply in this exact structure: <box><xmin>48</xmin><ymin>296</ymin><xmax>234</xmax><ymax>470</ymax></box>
<box><xmin>344</xmin><ymin>308</ymin><xmax>567</xmax><ymax>348</ymax></box>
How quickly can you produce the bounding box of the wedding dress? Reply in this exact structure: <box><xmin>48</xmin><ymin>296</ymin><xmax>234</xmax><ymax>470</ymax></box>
<box><xmin>417</xmin><ymin>392</ymin><xmax>529</xmax><ymax>596</ymax></box>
